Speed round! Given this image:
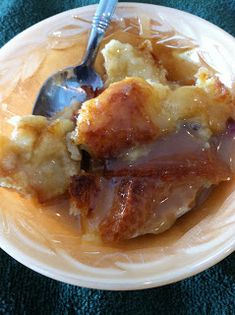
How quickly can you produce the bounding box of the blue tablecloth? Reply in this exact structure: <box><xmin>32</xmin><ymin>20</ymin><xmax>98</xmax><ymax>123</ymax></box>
<box><xmin>0</xmin><ymin>1</ymin><xmax>235</xmax><ymax>314</ymax></box>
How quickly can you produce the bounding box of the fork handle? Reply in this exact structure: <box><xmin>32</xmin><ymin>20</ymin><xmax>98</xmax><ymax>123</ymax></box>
<box><xmin>81</xmin><ymin>0</ymin><xmax>117</xmax><ymax>67</ymax></box>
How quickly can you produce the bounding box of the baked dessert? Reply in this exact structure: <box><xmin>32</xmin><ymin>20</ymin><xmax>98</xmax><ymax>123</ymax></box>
<box><xmin>0</xmin><ymin>115</ymin><xmax>81</xmax><ymax>202</ymax></box>
<box><xmin>1</xmin><ymin>38</ymin><xmax>234</xmax><ymax>242</ymax></box>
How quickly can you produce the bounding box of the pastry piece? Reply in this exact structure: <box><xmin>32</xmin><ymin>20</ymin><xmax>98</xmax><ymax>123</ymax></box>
<box><xmin>73</xmin><ymin>77</ymin><xmax>164</xmax><ymax>158</ymax></box>
<box><xmin>102</xmin><ymin>39</ymin><xmax>167</xmax><ymax>85</ymax></box>
<box><xmin>73</xmin><ymin>72</ymin><xmax>234</xmax><ymax>159</ymax></box>
<box><xmin>0</xmin><ymin>115</ymin><xmax>81</xmax><ymax>201</ymax></box>
<box><xmin>70</xmin><ymin>127</ymin><xmax>231</xmax><ymax>242</ymax></box>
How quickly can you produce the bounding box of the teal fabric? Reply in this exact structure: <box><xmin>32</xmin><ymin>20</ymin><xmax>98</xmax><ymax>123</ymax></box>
<box><xmin>0</xmin><ymin>0</ymin><xmax>235</xmax><ymax>314</ymax></box>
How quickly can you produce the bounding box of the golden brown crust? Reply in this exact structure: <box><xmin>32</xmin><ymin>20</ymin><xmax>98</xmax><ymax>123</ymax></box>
<box><xmin>69</xmin><ymin>140</ymin><xmax>231</xmax><ymax>242</ymax></box>
<box><xmin>69</xmin><ymin>174</ymin><xmax>99</xmax><ymax>217</ymax></box>
<box><xmin>99</xmin><ymin>177</ymin><xmax>168</xmax><ymax>242</ymax></box>
<box><xmin>73</xmin><ymin>78</ymin><xmax>160</xmax><ymax>158</ymax></box>
<box><xmin>73</xmin><ymin>74</ymin><xmax>234</xmax><ymax>164</ymax></box>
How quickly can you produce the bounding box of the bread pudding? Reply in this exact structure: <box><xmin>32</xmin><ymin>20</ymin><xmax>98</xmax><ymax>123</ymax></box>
<box><xmin>0</xmin><ymin>115</ymin><xmax>81</xmax><ymax>202</ymax></box>
<box><xmin>1</xmin><ymin>37</ymin><xmax>234</xmax><ymax>243</ymax></box>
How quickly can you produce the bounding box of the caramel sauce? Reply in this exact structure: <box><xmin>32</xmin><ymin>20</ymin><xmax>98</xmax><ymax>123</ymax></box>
<box><xmin>0</xmin><ymin>16</ymin><xmax>235</xmax><ymax>253</ymax></box>
<box><xmin>70</xmin><ymin>125</ymin><xmax>234</xmax><ymax>242</ymax></box>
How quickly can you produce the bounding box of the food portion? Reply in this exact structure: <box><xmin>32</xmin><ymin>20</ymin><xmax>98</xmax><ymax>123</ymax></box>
<box><xmin>74</xmin><ymin>77</ymin><xmax>161</xmax><ymax>158</ymax></box>
<box><xmin>0</xmin><ymin>116</ymin><xmax>81</xmax><ymax>202</ymax></box>
<box><xmin>102</xmin><ymin>39</ymin><xmax>167</xmax><ymax>85</ymax></box>
<box><xmin>1</xmin><ymin>35</ymin><xmax>235</xmax><ymax>242</ymax></box>
<box><xmin>74</xmin><ymin>41</ymin><xmax>233</xmax><ymax>160</ymax></box>
<box><xmin>73</xmin><ymin>74</ymin><xmax>233</xmax><ymax>159</ymax></box>
<box><xmin>70</xmin><ymin>128</ymin><xmax>231</xmax><ymax>242</ymax></box>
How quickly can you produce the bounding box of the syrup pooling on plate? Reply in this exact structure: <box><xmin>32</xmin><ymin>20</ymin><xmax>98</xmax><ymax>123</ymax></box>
<box><xmin>0</xmin><ymin>15</ymin><xmax>235</xmax><ymax>244</ymax></box>
<box><xmin>70</xmin><ymin>124</ymin><xmax>233</xmax><ymax>242</ymax></box>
